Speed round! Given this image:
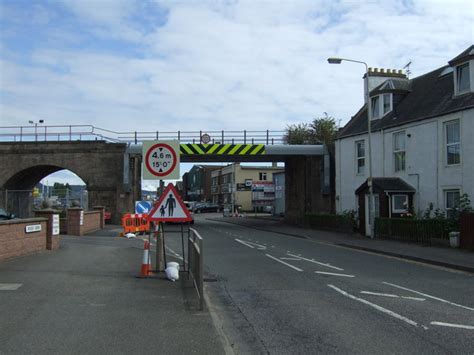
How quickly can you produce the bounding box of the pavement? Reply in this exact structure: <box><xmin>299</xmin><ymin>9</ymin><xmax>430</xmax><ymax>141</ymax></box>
<box><xmin>209</xmin><ymin>215</ymin><xmax>474</xmax><ymax>274</ymax></box>
<box><xmin>0</xmin><ymin>225</ymin><xmax>225</xmax><ymax>354</ymax></box>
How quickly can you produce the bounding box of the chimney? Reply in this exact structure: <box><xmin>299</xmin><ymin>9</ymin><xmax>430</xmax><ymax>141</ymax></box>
<box><xmin>363</xmin><ymin>67</ymin><xmax>408</xmax><ymax>103</ymax></box>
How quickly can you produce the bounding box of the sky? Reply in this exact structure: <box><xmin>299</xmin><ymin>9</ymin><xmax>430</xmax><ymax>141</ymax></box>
<box><xmin>1</xmin><ymin>0</ymin><xmax>473</xmax><ymax>187</ymax></box>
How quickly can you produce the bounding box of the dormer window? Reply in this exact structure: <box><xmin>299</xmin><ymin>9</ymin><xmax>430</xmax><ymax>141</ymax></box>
<box><xmin>456</xmin><ymin>62</ymin><xmax>470</xmax><ymax>93</ymax></box>
<box><xmin>370</xmin><ymin>93</ymin><xmax>392</xmax><ymax>119</ymax></box>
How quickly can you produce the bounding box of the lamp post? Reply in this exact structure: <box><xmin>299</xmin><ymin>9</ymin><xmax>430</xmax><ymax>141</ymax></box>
<box><xmin>327</xmin><ymin>57</ymin><xmax>375</xmax><ymax>238</ymax></box>
<box><xmin>28</xmin><ymin>119</ymin><xmax>44</xmax><ymax>142</ymax></box>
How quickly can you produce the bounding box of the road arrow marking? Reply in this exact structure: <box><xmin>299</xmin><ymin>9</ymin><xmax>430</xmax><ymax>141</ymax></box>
<box><xmin>235</xmin><ymin>239</ymin><xmax>255</xmax><ymax>249</ymax></box>
<box><xmin>328</xmin><ymin>284</ymin><xmax>424</xmax><ymax>329</ymax></box>
<box><xmin>360</xmin><ymin>291</ymin><xmax>425</xmax><ymax>301</ymax></box>
<box><xmin>430</xmin><ymin>321</ymin><xmax>474</xmax><ymax>330</ymax></box>
<box><xmin>316</xmin><ymin>271</ymin><xmax>354</xmax><ymax>278</ymax></box>
<box><xmin>383</xmin><ymin>282</ymin><xmax>474</xmax><ymax>311</ymax></box>
<box><xmin>266</xmin><ymin>254</ymin><xmax>303</xmax><ymax>272</ymax></box>
<box><xmin>0</xmin><ymin>283</ymin><xmax>22</xmax><ymax>291</ymax></box>
<box><xmin>287</xmin><ymin>253</ymin><xmax>344</xmax><ymax>271</ymax></box>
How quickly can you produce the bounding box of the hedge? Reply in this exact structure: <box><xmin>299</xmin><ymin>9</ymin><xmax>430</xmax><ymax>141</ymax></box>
<box><xmin>304</xmin><ymin>213</ymin><xmax>354</xmax><ymax>232</ymax></box>
<box><xmin>375</xmin><ymin>218</ymin><xmax>451</xmax><ymax>244</ymax></box>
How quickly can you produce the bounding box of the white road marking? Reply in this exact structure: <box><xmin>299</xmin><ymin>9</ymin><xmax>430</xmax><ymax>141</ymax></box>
<box><xmin>316</xmin><ymin>271</ymin><xmax>354</xmax><ymax>278</ymax></box>
<box><xmin>165</xmin><ymin>246</ymin><xmax>183</xmax><ymax>260</ymax></box>
<box><xmin>361</xmin><ymin>291</ymin><xmax>425</xmax><ymax>301</ymax></box>
<box><xmin>430</xmin><ymin>321</ymin><xmax>474</xmax><ymax>330</ymax></box>
<box><xmin>328</xmin><ymin>284</ymin><xmax>424</xmax><ymax>329</ymax></box>
<box><xmin>265</xmin><ymin>254</ymin><xmax>303</xmax><ymax>272</ymax></box>
<box><xmin>383</xmin><ymin>282</ymin><xmax>474</xmax><ymax>311</ymax></box>
<box><xmin>0</xmin><ymin>283</ymin><xmax>23</xmax><ymax>291</ymax></box>
<box><xmin>244</xmin><ymin>241</ymin><xmax>266</xmax><ymax>250</ymax></box>
<box><xmin>287</xmin><ymin>253</ymin><xmax>344</xmax><ymax>271</ymax></box>
<box><xmin>280</xmin><ymin>257</ymin><xmax>302</xmax><ymax>261</ymax></box>
<box><xmin>235</xmin><ymin>239</ymin><xmax>255</xmax><ymax>249</ymax></box>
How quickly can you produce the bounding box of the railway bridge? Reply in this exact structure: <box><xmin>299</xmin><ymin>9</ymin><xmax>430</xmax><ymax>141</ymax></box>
<box><xmin>0</xmin><ymin>125</ymin><xmax>333</xmax><ymax>224</ymax></box>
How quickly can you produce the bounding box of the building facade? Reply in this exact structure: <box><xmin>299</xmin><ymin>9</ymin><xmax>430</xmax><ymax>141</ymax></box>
<box><xmin>336</xmin><ymin>46</ymin><xmax>474</xmax><ymax>235</ymax></box>
<box><xmin>185</xmin><ymin>165</ymin><xmax>222</xmax><ymax>202</ymax></box>
<box><xmin>211</xmin><ymin>163</ymin><xmax>284</xmax><ymax>212</ymax></box>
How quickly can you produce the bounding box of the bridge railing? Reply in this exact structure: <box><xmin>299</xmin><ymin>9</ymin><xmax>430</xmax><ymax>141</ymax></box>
<box><xmin>0</xmin><ymin>125</ymin><xmax>286</xmax><ymax>145</ymax></box>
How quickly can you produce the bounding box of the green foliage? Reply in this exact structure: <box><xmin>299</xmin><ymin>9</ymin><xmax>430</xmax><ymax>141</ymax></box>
<box><xmin>284</xmin><ymin>113</ymin><xmax>339</xmax><ymax>145</ymax></box>
<box><xmin>304</xmin><ymin>210</ymin><xmax>356</xmax><ymax>232</ymax></box>
<box><xmin>53</xmin><ymin>182</ymin><xmax>71</xmax><ymax>198</ymax></box>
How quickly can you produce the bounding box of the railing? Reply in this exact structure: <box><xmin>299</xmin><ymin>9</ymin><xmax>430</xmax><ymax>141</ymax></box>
<box><xmin>374</xmin><ymin>218</ymin><xmax>451</xmax><ymax>245</ymax></box>
<box><xmin>0</xmin><ymin>125</ymin><xmax>286</xmax><ymax>145</ymax></box>
<box><xmin>188</xmin><ymin>228</ymin><xmax>204</xmax><ymax>310</ymax></box>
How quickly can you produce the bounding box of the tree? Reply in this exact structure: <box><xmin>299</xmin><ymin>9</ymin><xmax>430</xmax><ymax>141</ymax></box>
<box><xmin>284</xmin><ymin>113</ymin><xmax>339</xmax><ymax>145</ymax></box>
<box><xmin>310</xmin><ymin>113</ymin><xmax>338</xmax><ymax>146</ymax></box>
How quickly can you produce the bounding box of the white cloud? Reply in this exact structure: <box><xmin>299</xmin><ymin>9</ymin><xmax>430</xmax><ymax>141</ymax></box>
<box><xmin>1</xmin><ymin>0</ymin><xmax>473</xmax><ymax>134</ymax></box>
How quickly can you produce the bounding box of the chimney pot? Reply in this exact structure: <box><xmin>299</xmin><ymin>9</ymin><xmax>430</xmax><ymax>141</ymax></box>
<box><xmin>374</xmin><ymin>68</ymin><xmax>379</xmax><ymax>73</ymax></box>
<box><xmin>398</xmin><ymin>69</ymin><xmax>403</xmax><ymax>74</ymax></box>
<box><xmin>380</xmin><ymin>68</ymin><xmax>385</xmax><ymax>73</ymax></box>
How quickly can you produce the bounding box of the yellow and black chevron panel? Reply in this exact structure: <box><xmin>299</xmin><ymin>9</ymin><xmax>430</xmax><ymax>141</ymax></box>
<box><xmin>180</xmin><ymin>143</ymin><xmax>265</xmax><ymax>156</ymax></box>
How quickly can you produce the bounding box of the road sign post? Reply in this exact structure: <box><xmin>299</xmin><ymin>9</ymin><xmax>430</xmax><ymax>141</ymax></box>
<box><xmin>143</xmin><ymin>140</ymin><xmax>180</xmax><ymax>180</ymax></box>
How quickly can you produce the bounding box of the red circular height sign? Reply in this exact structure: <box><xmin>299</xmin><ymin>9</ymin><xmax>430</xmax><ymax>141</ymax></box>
<box><xmin>145</xmin><ymin>143</ymin><xmax>178</xmax><ymax>177</ymax></box>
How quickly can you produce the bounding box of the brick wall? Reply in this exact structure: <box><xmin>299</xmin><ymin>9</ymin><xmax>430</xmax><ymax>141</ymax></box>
<box><xmin>0</xmin><ymin>218</ymin><xmax>48</xmax><ymax>262</ymax></box>
<box><xmin>83</xmin><ymin>211</ymin><xmax>101</xmax><ymax>234</ymax></box>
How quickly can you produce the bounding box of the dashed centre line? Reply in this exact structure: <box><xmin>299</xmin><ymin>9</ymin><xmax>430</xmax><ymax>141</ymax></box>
<box><xmin>235</xmin><ymin>238</ymin><xmax>255</xmax><ymax>249</ymax></box>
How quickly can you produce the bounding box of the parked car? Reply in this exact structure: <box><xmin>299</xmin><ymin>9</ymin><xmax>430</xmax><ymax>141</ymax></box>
<box><xmin>193</xmin><ymin>203</ymin><xmax>220</xmax><ymax>213</ymax></box>
<box><xmin>0</xmin><ymin>208</ymin><xmax>15</xmax><ymax>220</ymax></box>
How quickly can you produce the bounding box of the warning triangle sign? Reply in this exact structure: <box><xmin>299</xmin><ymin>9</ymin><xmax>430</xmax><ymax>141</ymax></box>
<box><xmin>147</xmin><ymin>184</ymin><xmax>193</xmax><ymax>222</ymax></box>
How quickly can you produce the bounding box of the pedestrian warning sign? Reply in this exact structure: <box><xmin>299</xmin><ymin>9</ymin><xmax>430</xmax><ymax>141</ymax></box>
<box><xmin>147</xmin><ymin>184</ymin><xmax>192</xmax><ymax>222</ymax></box>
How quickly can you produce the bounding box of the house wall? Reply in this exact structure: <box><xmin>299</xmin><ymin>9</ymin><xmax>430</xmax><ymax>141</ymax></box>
<box><xmin>336</xmin><ymin>108</ymin><xmax>474</xmax><ymax>215</ymax></box>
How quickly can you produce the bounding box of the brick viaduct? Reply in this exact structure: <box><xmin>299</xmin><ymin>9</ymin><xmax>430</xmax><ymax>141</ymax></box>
<box><xmin>0</xmin><ymin>141</ymin><xmax>333</xmax><ymax>224</ymax></box>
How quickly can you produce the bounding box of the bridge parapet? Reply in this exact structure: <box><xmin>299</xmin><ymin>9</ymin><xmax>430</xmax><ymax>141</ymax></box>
<box><xmin>0</xmin><ymin>125</ymin><xmax>286</xmax><ymax>145</ymax></box>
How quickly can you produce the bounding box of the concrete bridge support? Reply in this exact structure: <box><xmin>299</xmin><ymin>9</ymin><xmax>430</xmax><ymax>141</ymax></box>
<box><xmin>0</xmin><ymin>141</ymin><xmax>141</xmax><ymax>224</ymax></box>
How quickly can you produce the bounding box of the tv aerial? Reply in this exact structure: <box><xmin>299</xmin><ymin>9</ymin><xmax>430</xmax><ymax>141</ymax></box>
<box><xmin>403</xmin><ymin>60</ymin><xmax>412</xmax><ymax>78</ymax></box>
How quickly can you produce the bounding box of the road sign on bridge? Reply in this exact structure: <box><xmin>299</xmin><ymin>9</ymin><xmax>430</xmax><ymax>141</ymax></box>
<box><xmin>143</xmin><ymin>140</ymin><xmax>180</xmax><ymax>180</ymax></box>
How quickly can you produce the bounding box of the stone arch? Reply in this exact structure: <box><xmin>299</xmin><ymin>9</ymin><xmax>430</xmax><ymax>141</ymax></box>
<box><xmin>0</xmin><ymin>141</ymin><xmax>141</xmax><ymax>223</ymax></box>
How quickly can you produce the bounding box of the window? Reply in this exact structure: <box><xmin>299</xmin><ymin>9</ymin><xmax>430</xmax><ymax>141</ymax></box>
<box><xmin>445</xmin><ymin>189</ymin><xmax>460</xmax><ymax>218</ymax></box>
<box><xmin>456</xmin><ymin>63</ymin><xmax>470</xmax><ymax>93</ymax></box>
<box><xmin>383</xmin><ymin>94</ymin><xmax>392</xmax><ymax>115</ymax></box>
<box><xmin>259</xmin><ymin>172</ymin><xmax>267</xmax><ymax>181</ymax></box>
<box><xmin>355</xmin><ymin>140</ymin><xmax>365</xmax><ymax>174</ymax></box>
<box><xmin>371</xmin><ymin>96</ymin><xmax>380</xmax><ymax>119</ymax></box>
<box><xmin>445</xmin><ymin>120</ymin><xmax>460</xmax><ymax>165</ymax></box>
<box><xmin>370</xmin><ymin>94</ymin><xmax>392</xmax><ymax>119</ymax></box>
<box><xmin>392</xmin><ymin>194</ymin><xmax>408</xmax><ymax>213</ymax></box>
<box><xmin>393</xmin><ymin>131</ymin><xmax>406</xmax><ymax>172</ymax></box>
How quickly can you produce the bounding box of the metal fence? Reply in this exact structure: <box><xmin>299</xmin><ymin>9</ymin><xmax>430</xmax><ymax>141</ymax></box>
<box><xmin>0</xmin><ymin>125</ymin><xmax>286</xmax><ymax>145</ymax></box>
<box><xmin>187</xmin><ymin>228</ymin><xmax>204</xmax><ymax>310</ymax></box>
<box><xmin>374</xmin><ymin>217</ymin><xmax>451</xmax><ymax>245</ymax></box>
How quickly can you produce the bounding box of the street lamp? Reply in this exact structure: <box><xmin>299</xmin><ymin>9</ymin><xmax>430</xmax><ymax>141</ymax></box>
<box><xmin>28</xmin><ymin>119</ymin><xmax>44</xmax><ymax>142</ymax></box>
<box><xmin>327</xmin><ymin>57</ymin><xmax>375</xmax><ymax>238</ymax></box>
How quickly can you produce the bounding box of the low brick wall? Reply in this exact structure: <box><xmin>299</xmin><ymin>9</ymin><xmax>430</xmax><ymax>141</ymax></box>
<box><xmin>66</xmin><ymin>208</ymin><xmax>103</xmax><ymax>236</ymax></box>
<box><xmin>0</xmin><ymin>218</ymin><xmax>48</xmax><ymax>262</ymax></box>
<box><xmin>83</xmin><ymin>211</ymin><xmax>101</xmax><ymax>234</ymax></box>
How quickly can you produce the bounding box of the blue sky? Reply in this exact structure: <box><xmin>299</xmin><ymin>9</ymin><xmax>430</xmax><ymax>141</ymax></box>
<box><xmin>1</xmin><ymin>0</ymin><xmax>472</xmax><ymax>187</ymax></box>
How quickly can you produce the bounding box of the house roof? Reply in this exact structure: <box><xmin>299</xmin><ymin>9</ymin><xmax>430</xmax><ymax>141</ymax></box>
<box><xmin>370</xmin><ymin>78</ymin><xmax>411</xmax><ymax>96</ymax></box>
<box><xmin>448</xmin><ymin>45</ymin><xmax>474</xmax><ymax>66</ymax></box>
<box><xmin>338</xmin><ymin>47</ymin><xmax>474</xmax><ymax>139</ymax></box>
<box><xmin>355</xmin><ymin>178</ymin><xmax>416</xmax><ymax>194</ymax></box>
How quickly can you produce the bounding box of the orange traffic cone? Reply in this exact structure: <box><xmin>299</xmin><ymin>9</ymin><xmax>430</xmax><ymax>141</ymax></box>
<box><xmin>140</xmin><ymin>240</ymin><xmax>151</xmax><ymax>277</ymax></box>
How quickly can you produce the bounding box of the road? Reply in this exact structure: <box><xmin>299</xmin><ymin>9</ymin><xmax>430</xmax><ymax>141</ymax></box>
<box><xmin>165</xmin><ymin>215</ymin><xmax>474</xmax><ymax>354</ymax></box>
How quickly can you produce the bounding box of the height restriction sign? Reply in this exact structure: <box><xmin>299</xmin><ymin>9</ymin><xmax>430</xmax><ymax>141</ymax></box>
<box><xmin>143</xmin><ymin>140</ymin><xmax>180</xmax><ymax>180</ymax></box>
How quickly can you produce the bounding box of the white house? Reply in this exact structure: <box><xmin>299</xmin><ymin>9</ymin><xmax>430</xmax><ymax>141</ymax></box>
<box><xmin>336</xmin><ymin>45</ymin><xmax>474</xmax><ymax>236</ymax></box>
